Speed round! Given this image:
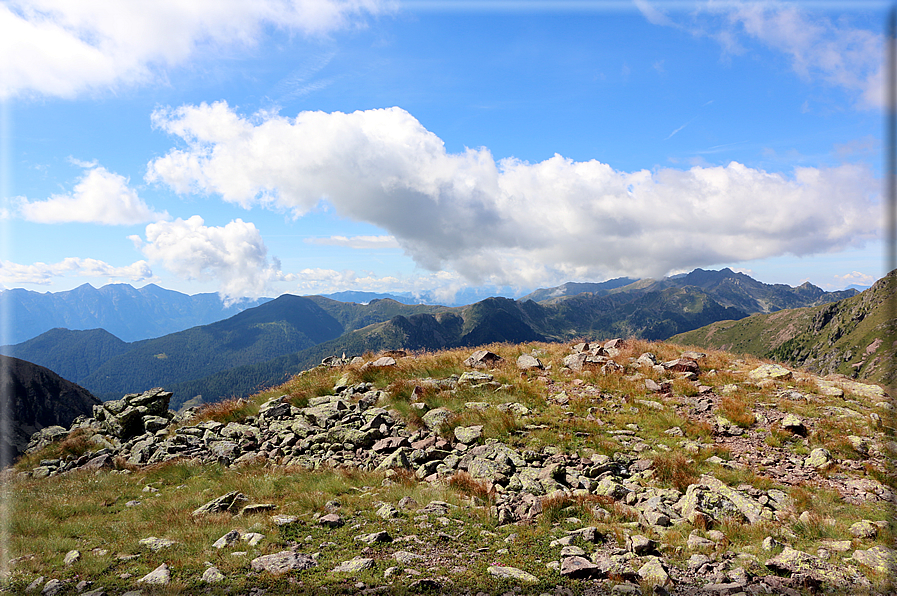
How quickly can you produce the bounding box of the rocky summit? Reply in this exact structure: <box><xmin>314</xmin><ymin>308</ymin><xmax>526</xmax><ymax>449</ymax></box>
<box><xmin>7</xmin><ymin>339</ymin><xmax>896</xmax><ymax>595</ymax></box>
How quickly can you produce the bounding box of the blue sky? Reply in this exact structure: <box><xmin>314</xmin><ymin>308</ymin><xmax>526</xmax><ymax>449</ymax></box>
<box><xmin>0</xmin><ymin>0</ymin><xmax>889</xmax><ymax>303</ymax></box>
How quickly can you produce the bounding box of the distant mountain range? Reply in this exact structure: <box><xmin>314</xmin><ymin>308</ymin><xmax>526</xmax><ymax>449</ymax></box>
<box><xmin>2</xmin><ymin>267</ymin><xmax>860</xmax><ymax>409</ymax></box>
<box><xmin>671</xmin><ymin>269</ymin><xmax>895</xmax><ymax>386</ymax></box>
<box><xmin>1</xmin><ymin>283</ymin><xmax>270</xmax><ymax>344</ymax></box>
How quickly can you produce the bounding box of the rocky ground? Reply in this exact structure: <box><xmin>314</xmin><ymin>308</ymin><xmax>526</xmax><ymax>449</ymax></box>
<box><xmin>7</xmin><ymin>340</ymin><xmax>897</xmax><ymax>595</ymax></box>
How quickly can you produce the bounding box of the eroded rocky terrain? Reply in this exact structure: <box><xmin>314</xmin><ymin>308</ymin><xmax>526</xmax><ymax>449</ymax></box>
<box><xmin>8</xmin><ymin>340</ymin><xmax>896</xmax><ymax>595</ymax></box>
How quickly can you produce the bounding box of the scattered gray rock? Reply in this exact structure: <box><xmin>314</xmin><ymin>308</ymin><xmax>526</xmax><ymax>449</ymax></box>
<box><xmin>464</xmin><ymin>350</ymin><xmax>503</xmax><ymax>368</ymax></box>
<box><xmin>250</xmin><ymin>551</ymin><xmax>317</xmax><ymax>575</ymax></box>
<box><xmin>192</xmin><ymin>491</ymin><xmax>249</xmax><ymax>516</ymax></box>
<box><xmin>137</xmin><ymin>563</ymin><xmax>171</xmax><ymax>586</ymax></box>
<box><xmin>201</xmin><ymin>566</ymin><xmax>225</xmax><ymax>583</ymax></box>
<box><xmin>332</xmin><ymin>557</ymin><xmax>375</xmax><ymax>573</ymax></box>
<box><xmin>487</xmin><ymin>565</ymin><xmax>538</xmax><ymax>583</ymax></box>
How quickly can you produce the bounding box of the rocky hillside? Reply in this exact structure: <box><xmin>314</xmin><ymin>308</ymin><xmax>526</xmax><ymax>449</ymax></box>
<box><xmin>0</xmin><ymin>355</ymin><xmax>101</xmax><ymax>461</ymax></box>
<box><xmin>606</xmin><ymin>268</ymin><xmax>857</xmax><ymax>314</ymax></box>
<box><xmin>10</xmin><ymin>340</ymin><xmax>895</xmax><ymax>595</ymax></box>
<box><xmin>671</xmin><ymin>270</ymin><xmax>896</xmax><ymax>387</ymax></box>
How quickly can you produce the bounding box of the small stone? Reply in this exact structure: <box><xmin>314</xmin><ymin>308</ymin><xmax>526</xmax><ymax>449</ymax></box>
<box><xmin>213</xmin><ymin>529</ymin><xmax>241</xmax><ymax>549</ymax></box>
<box><xmin>393</xmin><ymin>550</ymin><xmax>423</xmax><ymax>565</ymax></box>
<box><xmin>139</xmin><ymin>537</ymin><xmax>176</xmax><ymax>551</ymax></box>
<box><xmin>638</xmin><ymin>557</ymin><xmax>670</xmax><ymax>587</ymax></box>
<box><xmin>376</xmin><ymin>503</ymin><xmax>400</xmax><ymax>519</ymax></box>
<box><xmin>748</xmin><ymin>364</ymin><xmax>792</xmax><ymax>381</ymax></box>
<box><xmin>319</xmin><ymin>513</ymin><xmax>344</xmax><ymax>528</ymax></box>
<box><xmin>63</xmin><ymin>550</ymin><xmax>80</xmax><ymax>565</ymax></box>
<box><xmin>25</xmin><ymin>576</ymin><xmax>44</xmax><ymax>592</ymax></box>
<box><xmin>453</xmin><ymin>425</ymin><xmax>483</xmax><ymax>444</ymax></box>
<box><xmin>687</xmin><ymin>533</ymin><xmax>715</xmax><ymax>550</ymax></box>
<box><xmin>137</xmin><ymin>563</ymin><xmax>171</xmax><ymax>585</ymax></box>
<box><xmin>464</xmin><ymin>350</ymin><xmax>503</xmax><ymax>368</ymax></box>
<box><xmin>332</xmin><ymin>557</ymin><xmax>375</xmax><ymax>573</ymax></box>
<box><xmin>559</xmin><ymin>556</ymin><xmax>602</xmax><ymax>579</ymax></box>
<box><xmin>40</xmin><ymin>579</ymin><xmax>63</xmax><ymax>596</ymax></box>
<box><xmin>852</xmin><ymin>546</ymin><xmax>896</xmax><ymax>575</ymax></box>
<box><xmin>780</xmin><ymin>414</ymin><xmax>806</xmax><ymax>435</ymax></box>
<box><xmin>192</xmin><ymin>491</ymin><xmax>248</xmax><ymax>517</ymax></box>
<box><xmin>516</xmin><ymin>354</ymin><xmax>543</xmax><ymax>370</ymax></box>
<box><xmin>850</xmin><ymin>520</ymin><xmax>879</xmax><ymax>539</ymax></box>
<box><xmin>250</xmin><ymin>551</ymin><xmax>317</xmax><ymax>574</ymax></box>
<box><xmin>355</xmin><ymin>531</ymin><xmax>392</xmax><ymax>545</ymax></box>
<box><xmin>804</xmin><ymin>447</ymin><xmax>834</xmax><ymax>470</ymax></box>
<box><xmin>627</xmin><ymin>534</ymin><xmax>656</xmax><ymax>555</ymax></box>
<box><xmin>241</xmin><ymin>532</ymin><xmax>265</xmax><ymax>546</ymax></box>
<box><xmin>487</xmin><ymin>565</ymin><xmax>538</xmax><ymax>583</ymax></box>
<box><xmin>201</xmin><ymin>566</ymin><xmax>225</xmax><ymax>583</ymax></box>
<box><xmin>421</xmin><ymin>408</ymin><xmax>454</xmax><ymax>431</ymax></box>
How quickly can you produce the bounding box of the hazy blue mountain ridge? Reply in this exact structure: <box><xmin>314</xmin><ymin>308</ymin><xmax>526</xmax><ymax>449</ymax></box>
<box><xmin>2</xmin><ymin>283</ymin><xmax>270</xmax><ymax>344</ymax></box>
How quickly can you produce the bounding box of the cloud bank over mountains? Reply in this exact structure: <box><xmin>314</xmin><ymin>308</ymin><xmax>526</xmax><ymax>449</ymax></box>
<box><xmin>130</xmin><ymin>216</ymin><xmax>295</xmax><ymax>305</ymax></box>
<box><xmin>145</xmin><ymin>102</ymin><xmax>880</xmax><ymax>292</ymax></box>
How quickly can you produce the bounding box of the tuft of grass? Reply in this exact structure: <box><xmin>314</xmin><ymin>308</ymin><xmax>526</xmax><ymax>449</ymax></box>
<box><xmin>652</xmin><ymin>452</ymin><xmax>699</xmax><ymax>491</ymax></box>
<box><xmin>192</xmin><ymin>397</ymin><xmax>259</xmax><ymax>424</ymax></box>
<box><xmin>14</xmin><ymin>428</ymin><xmax>94</xmax><ymax>471</ymax></box>
<box><xmin>718</xmin><ymin>395</ymin><xmax>756</xmax><ymax>428</ymax></box>
<box><xmin>447</xmin><ymin>471</ymin><xmax>495</xmax><ymax>503</ymax></box>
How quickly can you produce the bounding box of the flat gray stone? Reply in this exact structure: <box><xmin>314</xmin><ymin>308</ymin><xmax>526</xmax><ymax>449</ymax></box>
<box><xmin>137</xmin><ymin>563</ymin><xmax>171</xmax><ymax>585</ymax></box>
<box><xmin>192</xmin><ymin>491</ymin><xmax>248</xmax><ymax>516</ymax></box>
<box><xmin>201</xmin><ymin>566</ymin><xmax>225</xmax><ymax>583</ymax></box>
<box><xmin>250</xmin><ymin>551</ymin><xmax>317</xmax><ymax>575</ymax></box>
<box><xmin>213</xmin><ymin>530</ymin><xmax>240</xmax><ymax>549</ymax></box>
<box><xmin>560</xmin><ymin>556</ymin><xmax>602</xmax><ymax>579</ymax></box>
<box><xmin>138</xmin><ymin>537</ymin><xmax>176</xmax><ymax>551</ymax></box>
<box><xmin>487</xmin><ymin>565</ymin><xmax>538</xmax><ymax>583</ymax></box>
<box><xmin>453</xmin><ymin>425</ymin><xmax>483</xmax><ymax>444</ymax></box>
<box><xmin>331</xmin><ymin>557</ymin><xmax>375</xmax><ymax>573</ymax></box>
<box><xmin>516</xmin><ymin>354</ymin><xmax>543</xmax><ymax>370</ymax></box>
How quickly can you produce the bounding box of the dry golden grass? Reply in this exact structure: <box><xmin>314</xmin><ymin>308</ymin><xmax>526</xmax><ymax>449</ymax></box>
<box><xmin>14</xmin><ymin>428</ymin><xmax>94</xmax><ymax>471</ymax></box>
<box><xmin>651</xmin><ymin>451</ymin><xmax>700</xmax><ymax>491</ymax></box>
<box><xmin>718</xmin><ymin>395</ymin><xmax>757</xmax><ymax>428</ymax></box>
<box><xmin>446</xmin><ymin>471</ymin><xmax>495</xmax><ymax>503</ymax></box>
<box><xmin>192</xmin><ymin>397</ymin><xmax>259</xmax><ymax>424</ymax></box>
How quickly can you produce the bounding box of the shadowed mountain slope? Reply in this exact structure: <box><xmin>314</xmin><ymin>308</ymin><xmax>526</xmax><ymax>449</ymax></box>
<box><xmin>1</xmin><ymin>355</ymin><xmax>101</xmax><ymax>460</ymax></box>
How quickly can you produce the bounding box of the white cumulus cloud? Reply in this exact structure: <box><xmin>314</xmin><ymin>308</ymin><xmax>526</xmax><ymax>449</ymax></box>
<box><xmin>0</xmin><ymin>257</ymin><xmax>153</xmax><ymax>284</ymax></box>
<box><xmin>146</xmin><ymin>102</ymin><xmax>881</xmax><ymax>288</ymax></box>
<box><xmin>18</xmin><ymin>165</ymin><xmax>166</xmax><ymax>225</ymax></box>
<box><xmin>130</xmin><ymin>215</ymin><xmax>294</xmax><ymax>303</ymax></box>
<box><xmin>0</xmin><ymin>0</ymin><xmax>391</xmax><ymax>99</ymax></box>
